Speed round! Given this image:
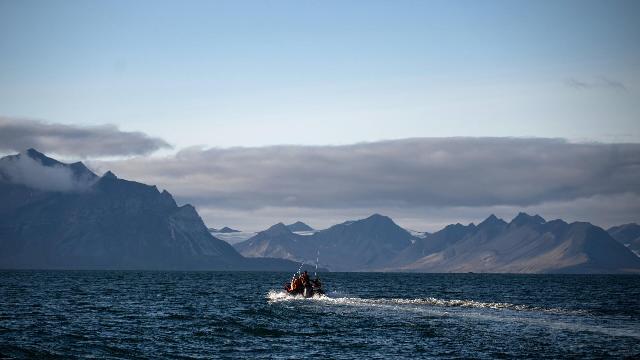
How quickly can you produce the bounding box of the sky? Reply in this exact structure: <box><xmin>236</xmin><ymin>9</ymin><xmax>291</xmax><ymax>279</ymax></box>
<box><xmin>1</xmin><ymin>0</ymin><xmax>639</xmax><ymax>231</ymax></box>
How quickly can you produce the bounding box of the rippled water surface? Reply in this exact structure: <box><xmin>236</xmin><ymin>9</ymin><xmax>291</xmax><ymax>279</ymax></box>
<box><xmin>1</xmin><ymin>271</ymin><xmax>639</xmax><ymax>359</ymax></box>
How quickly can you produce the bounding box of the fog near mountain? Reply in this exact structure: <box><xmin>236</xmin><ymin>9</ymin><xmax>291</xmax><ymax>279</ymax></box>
<box><xmin>209</xmin><ymin>231</ymin><xmax>256</xmax><ymax>245</ymax></box>
<box><xmin>0</xmin><ymin>149</ymin><xmax>97</xmax><ymax>192</ymax></box>
<box><xmin>0</xmin><ymin>150</ymin><xmax>306</xmax><ymax>271</ymax></box>
<box><xmin>236</xmin><ymin>213</ymin><xmax>640</xmax><ymax>273</ymax></box>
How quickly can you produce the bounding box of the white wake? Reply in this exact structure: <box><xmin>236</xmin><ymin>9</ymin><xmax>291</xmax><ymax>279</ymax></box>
<box><xmin>266</xmin><ymin>290</ymin><xmax>578</xmax><ymax>314</ymax></box>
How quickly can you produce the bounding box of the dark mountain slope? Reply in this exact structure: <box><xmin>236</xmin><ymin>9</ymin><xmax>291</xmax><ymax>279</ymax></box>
<box><xmin>608</xmin><ymin>223</ymin><xmax>640</xmax><ymax>256</ymax></box>
<box><xmin>0</xmin><ymin>149</ymin><xmax>304</xmax><ymax>271</ymax></box>
<box><xmin>235</xmin><ymin>214</ymin><xmax>416</xmax><ymax>271</ymax></box>
<box><xmin>234</xmin><ymin>223</ymin><xmax>308</xmax><ymax>261</ymax></box>
<box><xmin>391</xmin><ymin>214</ymin><xmax>640</xmax><ymax>273</ymax></box>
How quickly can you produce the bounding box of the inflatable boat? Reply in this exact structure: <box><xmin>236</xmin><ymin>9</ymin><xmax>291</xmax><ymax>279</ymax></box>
<box><xmin>284</xmin><ymin>274</ymin><xmax>323</xmax><ymax>298</ymax></box>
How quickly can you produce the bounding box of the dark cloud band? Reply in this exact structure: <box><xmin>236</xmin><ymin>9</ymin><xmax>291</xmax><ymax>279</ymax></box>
<box><xmin>97</xmin><ymin>137</ymin><xmax>640</xmax><ymax>211</ymax></box>
<box><xmin>0</xmin><ymin>117</ymin><xmax>171</xmax><ymax>157</ymax></box>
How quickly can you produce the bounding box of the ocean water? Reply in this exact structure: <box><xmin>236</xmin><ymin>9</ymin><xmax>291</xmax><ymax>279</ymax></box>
<box><xmin>1</xmin><ymin>271</ymin><xmax>639</xmax><ymax>359</ymax></box>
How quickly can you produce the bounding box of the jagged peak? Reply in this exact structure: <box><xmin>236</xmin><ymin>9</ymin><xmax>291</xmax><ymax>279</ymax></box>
<box><xmin>320</xmin><ymin>213</ymin><xmax>412</xmax><ymax>241</ymax></box>
<box><xmin>22</xmin><ymin>148</ymin><xmax>61</xmax><ymax>167</ymax></box>
<box><xmin>174</xmin><ymin>204</ymin><xmax>198</xmax><ymax>217</ymax></box>
<box><xmin>159</xmin><ymin>189</ymin><xmax>177</xmax><ymax>207</ymax></box>
<box><xmin>356</xmin><ymin>213</ymin><xmax>397</xmax><ymax>226</ymax></box>
<box><xmin>332</xmin><ymin>213</ymin><xmax>395</xmax><ymax>227</ymax></box>
<box><xmin>69</xmin><ymin>161</ymin><xmax>92</xmax><ymax>172</ymax></box>
<box><xmin>367</xmin><ymin>213</ymin><xmax>390</xmax><ymax>221</ymax></box>
<box><xmin>329</xmin><ymin>214</ymin><xmax>398</xmax><ymax>230</ymax></box>
<box><xmin>9</xmin><ymin>149</ymin><xmax>98</xmax><ymax>182</ymax></box>
<box><xmin>171</xmin><ymin>204</ymin><xmax>202</xmax><ymax>221</ymax></box>
<box><xmin>180</xmin><ymin>203</ymin><xmax>195</xmax><ymax>211</ymax></box>
<box><xmin>545</xmin><ymin>219</ymin><xmax>569</xmax><ymax>229</ymax></box>
<box><xmin>267</xmin><ymin>222</ymin><xmax>288</xmax><ymax>230</ymax></box>
<box><xmin>262</xmin><ymin>222</ymin><xmax>292</xmax><ymax>236</ymax></box>
<box><xmin>24</xmin><ymin>148</ymin><xmax>45</xmax><ymax>158</ymax></box>
<box><xmin>286</xmin><ymin>221</ymin><xmax>314</xmax><ymax>231</ymax></box>
<box><xmin>546</xmin><ymin>219</ymin><xmax>568</xmax><ymax>226</ymax></box>
<box><xmin>332</xmin><ymin>213</ymin><xmax>404</xmax><ymax>231</ymax></box>
<box><xmin>511</xmin><ymin>212</ymin><xmax>546</xmax><ymax>226</ymax></box>
<box><xmin>479</xmin><ymin>214</ymin><xmax>507</xmax><ymax>228</ymax></box>
<box><xmin>608</xmin><ymin>223</ymin><xmax>640</xmax><ymax>232</ymax></box>
<box><xmin>102</xmin><ymin>170</ymin><xmax>117</xmax><ymax>180</ymax></box>
<box><xmin>444</xmin><ymin>222</ymin><xmax>470</xmax><ymax>230</ymax></box>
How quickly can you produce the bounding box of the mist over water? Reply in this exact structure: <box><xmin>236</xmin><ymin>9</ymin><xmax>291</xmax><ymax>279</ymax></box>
<box><xmin>1</xmin><ymin>271</ymin><xmax>639</xmax><ymax>359</ymax></box>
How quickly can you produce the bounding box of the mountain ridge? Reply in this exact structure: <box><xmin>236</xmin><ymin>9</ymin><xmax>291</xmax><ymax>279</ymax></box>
<box><xmin>4</xmin><ymin>149</ymin><xmax>637</xmax><ymax>273</ymax></box>
<box><xmin>0</xmin><ymin>149</ymin><xmax>311</xmax><ymax>271</ymax></box>
<box><xmin>235</xmin><ymin>214</ymin><xmax>416</xmax><ymax>271</ymax></box>
<box><xmin>235</xmin><ymin>213</ymin><xmax>640</xmax><ymax>273</ymax></box>
<box><xmin>391</xmin><ymin>215</ymin><xmax>640</xmax><ymax>273</ymax></box>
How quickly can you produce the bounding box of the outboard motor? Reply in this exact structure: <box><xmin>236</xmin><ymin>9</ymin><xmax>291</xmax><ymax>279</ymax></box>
<box><xmin>303</xmin><ymin>282</ymin><xmax>313</xmax><ymax>298</ymax></box>
<box><xmin>312</xmin><ymin>278</ymin><xmax>323</xmax><ymax>295</ymax></box>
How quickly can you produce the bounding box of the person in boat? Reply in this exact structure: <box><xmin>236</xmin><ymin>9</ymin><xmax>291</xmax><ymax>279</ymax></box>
<box><xmin>289</xmin><ymin>274</ymin><xmax>302</xmax><ymax>292</ymax></box>
<box><xmin>300</xmin><ymin>271</ymin><xmax>313</xmax><ymax>297</ymax></box>
<box><xmin>289</xmin><ymin>276</ymin><xmax>296</xmax><ymax>292</ymax></box>
<box><xmin>284</xmin><ymin>272</ymin><xmax>323</xmax><ymax>296</ymax></box>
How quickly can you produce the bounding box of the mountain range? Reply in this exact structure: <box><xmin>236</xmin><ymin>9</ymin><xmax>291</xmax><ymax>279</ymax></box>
<box><xmin>234</xmin><ymin>213</ymin><xmax>640</xmax><ymax>273</ymax></box>
<box><xmin>3</xmin><ymin>149</ymin><xmax>638</xmax><ymax>273</ymax></box>
<box><xmin>0</xmin><ymin>149</ymin><xmax>308</xmax><ymax>271</ymax></box>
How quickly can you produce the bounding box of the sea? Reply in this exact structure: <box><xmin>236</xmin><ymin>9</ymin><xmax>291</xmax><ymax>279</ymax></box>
<box><xmin>1</xmin><ymin>271</ymin><xmax>639</xmax><ymax>359</ymax></box>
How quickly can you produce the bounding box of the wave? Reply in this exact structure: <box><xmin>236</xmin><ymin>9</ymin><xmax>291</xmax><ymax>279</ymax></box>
<box><xmin>266</xmin><ymin>290</ymin><xmax>580</xmax><ymax>314</ymax></box>
<box><xmin>266</xmin><ymin>290</ymin><xmax>640</xmax><ymax>340</ymax></box>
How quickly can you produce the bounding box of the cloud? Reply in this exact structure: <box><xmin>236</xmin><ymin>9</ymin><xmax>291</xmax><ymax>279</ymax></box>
<box><xmin>94</xmin><ymin>137</ymin><xmax>640</xmax><ymax>217</ymax></box>
<box><xmin>565</xmin><ymin>78</ymin><xmax>590</xmax><ymax>89</ymax></box>
<box><xmin>598</xmin><ymin>77</ymin><xmax>627</xmax><ymax>91</ymax></box>
<box><xmin>564</xmin><ymin>77</ymin><xmax>628</xmax><ymax>91</ymax></box>
<box><xmin>0</xmin><ymin>117</ymin><xmax>172</xmax><ymax>157</ymax></box>
<box><xmin>0</xmin><ymin>154</ymin><xmax>91</xmax><ymax>192</ymax></box>
<box><xmin>193</xmin><ymin>192</ymin><xmax>640</xmax><ymax>232</ymax></box>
